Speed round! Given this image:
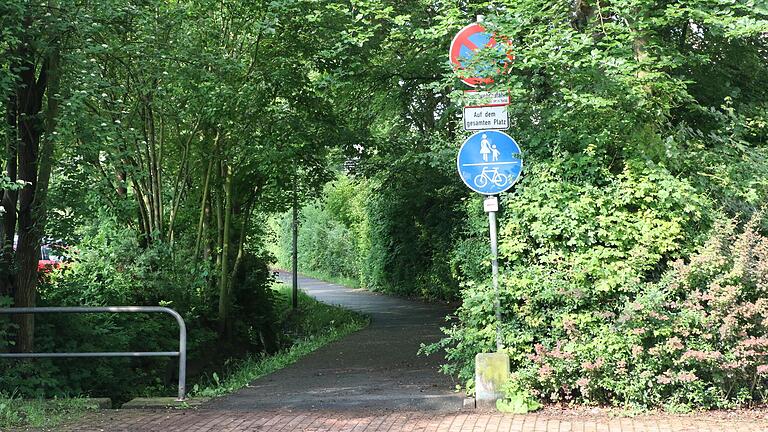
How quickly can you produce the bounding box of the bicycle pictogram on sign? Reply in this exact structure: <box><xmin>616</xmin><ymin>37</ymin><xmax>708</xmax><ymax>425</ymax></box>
<box><xmin>456</xmin><ymin>130</ymin><xmax>522</xmax><ymax>195</ymax></box>
<box><xmin>474</xmin><ymin>167</ymin><xmax>508</xmax><ymax>188</ymax></box>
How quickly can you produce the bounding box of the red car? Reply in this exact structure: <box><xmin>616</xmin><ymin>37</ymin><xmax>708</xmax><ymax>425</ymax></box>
<box><xmin>13</xmin><ymin>235</ymin><xmax>66</xmax><ymax>272</ymax></box>
<box><xmin>38</xmin><ymin>244</ymin><xmax>64</xmax><ymax>271</ymax></box>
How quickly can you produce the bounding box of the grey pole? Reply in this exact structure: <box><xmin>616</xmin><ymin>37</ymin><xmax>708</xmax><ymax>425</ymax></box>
<box><xmin>169</xmin><ymin>307</ymin><xmax>188</xmax><ymax>402</ymax></box>
<box><xmin>291</xmin><ymin>190</ymin><xmax>299</xmax><ymax>310</ymax></box>
<box><xmin>488</xmin><ymin>202</ymin><xmax>503</xmax><ymax>352</ymax></box>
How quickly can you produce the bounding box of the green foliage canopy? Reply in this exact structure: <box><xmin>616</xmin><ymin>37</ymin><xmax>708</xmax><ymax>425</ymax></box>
<box><xmin>432</xmin><ymin>0</ymin><xmax>768</xmax><ymax>409</ymax></box>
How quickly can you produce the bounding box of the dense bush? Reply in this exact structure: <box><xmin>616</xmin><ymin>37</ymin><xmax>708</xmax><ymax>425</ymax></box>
<box><xmin>432</xmin><ymin>173</ymin><xmax>768</xmax><ymax>409</ymax></box>
<box><xmin>362</xmin><ymin>150</ymin><xmax>466</xmax><ymax>300</ymax></box>
<box><xmin>274</xmin><ymin>160</ymin><xmax>468</xmax><ymax>300</ymax></box>
<box><xmin>0</xmin><ymin>217</ymin><xmax>279</xmax><ymax>401</ymax></box>
<box><xmin>297</xmin><ymin>203</ymin><xmax>360</xmax><ymax>280</ymax></box>
<box><xmin>506</xmin><ymin>214</ymin><xmax>768</xmax><ymax>410</ymax></box>
<box><xmin>273</xmin><ymin>176</ymin><xmax>367</xmax><ymax>281</ymax></box>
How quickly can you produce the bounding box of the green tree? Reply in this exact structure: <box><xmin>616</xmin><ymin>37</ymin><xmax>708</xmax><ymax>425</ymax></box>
<box><xmin>1</xmin><ymin>0</ymin><xmax>66</xmax><ymax>352</ymax></box>
<box><xmin>433</xmin><ymin>0</ymin><xmax>768</xmax><ymax>408</ymax></box>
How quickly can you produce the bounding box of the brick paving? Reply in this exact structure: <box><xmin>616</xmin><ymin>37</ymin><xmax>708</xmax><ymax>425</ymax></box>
<box><xmin>57</xmin><ymin>409</ymin><xmax>768</xmax><ymax>432</ymax></box>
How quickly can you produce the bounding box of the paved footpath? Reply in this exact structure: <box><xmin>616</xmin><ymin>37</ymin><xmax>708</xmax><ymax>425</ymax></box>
<box><xmin>59</xmin><ymin>273</ymin><xmax>768</xmax><ymax>431</ymax></box>
<box><xmin>204</xmin><ymin>272</ymin><xmax>463</xmax><ymax>411</ymax></box>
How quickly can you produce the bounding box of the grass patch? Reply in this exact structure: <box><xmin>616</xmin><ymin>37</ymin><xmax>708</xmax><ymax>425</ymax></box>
<box><xmin>0</xmin><ymin>394</ymin><xmax>100</xmax><ymax>430</ymax></box>
<box><xmin>190</xmin><ymin>283</ymin><xmax>368</xmax><ymax>398</ymax></box>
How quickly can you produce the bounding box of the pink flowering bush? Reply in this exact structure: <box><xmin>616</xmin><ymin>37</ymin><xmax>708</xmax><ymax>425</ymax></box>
<box><xmin>515</xmin><ymin>214</ymin><xmax>768</xmax><ymax>409</ymax></box>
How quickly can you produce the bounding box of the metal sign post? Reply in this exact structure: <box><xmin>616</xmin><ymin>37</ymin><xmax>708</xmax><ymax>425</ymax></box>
<box><xmin>485</xmin><ymin>196</ymin><xmax>503</xmax><ymax>351</ymax></box>
<box><xmin>292</xmin><ymin>187</ymin><xmax>299</xmax><ymax>310</ymax></box>
<box><xmin>452</xmin><ymin>15</ymin><xmax>520</xmax><ymax>408</ymax></box>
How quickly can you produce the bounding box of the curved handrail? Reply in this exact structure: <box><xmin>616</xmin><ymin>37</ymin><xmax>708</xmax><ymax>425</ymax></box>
<box><xmin>0</xmin><ymin>306</ymin><xmax>187</xmax><ymax>401</ymax></box>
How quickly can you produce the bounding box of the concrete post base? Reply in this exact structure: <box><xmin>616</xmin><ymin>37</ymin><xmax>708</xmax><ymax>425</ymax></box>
<box><xmin>474</xmin><ymin>352</ymin><xmax>510</xmax><ymax>409</ymax></box>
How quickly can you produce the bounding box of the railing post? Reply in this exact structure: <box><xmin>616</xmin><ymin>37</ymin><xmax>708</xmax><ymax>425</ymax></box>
<box><xmin>163</xmin><ymin>307</ymin><xmax>187</xmax><ymax>401</ymax></box>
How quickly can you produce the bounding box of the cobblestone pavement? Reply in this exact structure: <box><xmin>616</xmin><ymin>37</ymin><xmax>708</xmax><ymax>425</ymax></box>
<box><xmin>62</xmin><ymin>409</ymin><xmax>768</xmax><ymax>432</ymax></box>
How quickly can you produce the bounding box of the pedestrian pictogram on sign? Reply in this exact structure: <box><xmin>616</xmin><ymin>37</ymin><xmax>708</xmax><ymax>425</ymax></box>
<box><xmin>449</xmin><ymin>23</ymin><xmax>513</xmax><ymax>87</ymax></box>
<box><xmin>456</xmin><ymin>130</ymin><xmax>522</xmax><ymax>195</ymax></box>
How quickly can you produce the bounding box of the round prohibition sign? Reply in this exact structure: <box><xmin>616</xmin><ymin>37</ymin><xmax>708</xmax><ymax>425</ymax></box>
<box><xmin>449</xmin><ymin>23</ymin><xmax>513</xmax><ymax>87</ymax></box>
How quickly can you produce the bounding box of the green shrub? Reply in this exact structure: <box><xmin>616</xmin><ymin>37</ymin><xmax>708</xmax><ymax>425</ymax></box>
<box><xmin>435</xmin><ymin>207</ymin><xmax>768</xmax><ymax>409</ymax></box>
<box><xmin>299</xmin><ymin>204</ymin><xmax>360</xmax><ymax>280</ymax></box>
<box><xmin>274</xmin><ymin>151</ymin><xmax>471</xmax><ymax>301</ymax></box>
<box><xmin>519</xmin><ymin>213</ymin><xmax>768</xmax><ymax>409</ymax></box>
<box><xmin>0</xmin><ymin>394</ymin><xmax>100</xmax><ymax>429</ymax></box>
<box><xmin>496</xmin><ymin>380</ymin><xmax>542</xmax><ymax>414</ymax></box>
<box><xmin>0</xmin><ymin>216</ymin><xmax>280</xmax><ymax>402</ymax></box>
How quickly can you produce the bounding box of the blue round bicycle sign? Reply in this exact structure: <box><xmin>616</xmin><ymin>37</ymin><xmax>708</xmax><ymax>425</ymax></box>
<box><xmin>456</xmin><ymin>130</ymin><xmax>522</xmax><ymax>195</ymax></box>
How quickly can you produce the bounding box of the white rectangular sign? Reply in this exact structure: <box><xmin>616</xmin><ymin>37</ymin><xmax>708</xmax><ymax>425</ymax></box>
<box><xmin>484</xmin><ymin>196</ymin><xmax>499</xmax><ymax>212</ymax></box>
<box><xmin>463</xmin><ymin>91</ymin><xmax>510</xmax><ymax>107</ymax></box>
<box><xmin>463</xmin><ymin>105</ymin><xmax>509</xmax><ymax>131</ymax></box>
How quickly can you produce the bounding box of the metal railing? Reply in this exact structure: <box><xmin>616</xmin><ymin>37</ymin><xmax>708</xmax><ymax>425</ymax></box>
<box><xmin>0</xmin><ymin>306</ymin><xmax>187</xmax><ymax>401</ymax></box>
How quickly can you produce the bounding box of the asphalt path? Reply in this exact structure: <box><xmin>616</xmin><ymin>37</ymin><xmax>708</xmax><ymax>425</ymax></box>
<box><xmin>204</xmin><ymin>272</ymin><xmax>463</xmax><ymax>412</ymax></box>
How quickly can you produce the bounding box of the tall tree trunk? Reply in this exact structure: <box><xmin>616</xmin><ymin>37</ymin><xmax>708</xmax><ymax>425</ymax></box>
<box><xmin>227</xmin><ymin>200</ymin><xmax>252</xmax><ymax>292</ymax></box>
<box><xmin>628</xmin><ymin>7</ymin><xmax>650</xmax><ymax>83</ymax></box>
<box><xmin>217</xmin><ymin>162</ymin><xmax>233</xmax><ymax>337</ymax></box>
<box><xmin>156</xmin><ymin>114</ymin><xmax>164</xmax><ymax>237</ymax></box>
<box><xmin>36</xmin><ymin>47</ymin><xmax>59</xmax><ymax>243</ymax></box>
<box><xmin>1</xmin><ymin>74</ymin><xmax>18</xmax><ymax>298</ymax></box>
<box><xmin>214</xmin><ymin>158</ymin><xmax>224</xmax><ymax>271</ymax></box>
<box><xmin>168</xmin><ymin>118</ymin><xmax>200</xmax><ymax>248</ymax></box>
<box><xmin>202</xmin><ymin>197</ymin><xmax>211</xmax><ymax>261</ymax></box>
<box><xmin>13</xmin><ymin>49</ymin><xmax>60</xmax><ymax>352</ymax></box>
<box><xmin>211</xmin><ymin>157</ymin><xmax>224</xmax><ymax>320</ymax></box>
<box><xmin>133</xmin><ymin>178</ymin><xmax>151</xmax><ymax>246</ymax></box>
<box><xmin>13</xmin><ymin>19</ymin><xmax>49</xmax><ymax>352</ymax></box>
<box><xmin>143</xmin><ymin>98</ymin><xmax>159</xmax><ymax>239</ymax></box>
<box><xmin>194</xmin><ymin>146</ymin><xmax>215</xmax><ymax>258</ymax></box>
<box><xmin>116</xmin><ymin>169</ymin><xmax>127</xmax><ymax>197</ymax></box>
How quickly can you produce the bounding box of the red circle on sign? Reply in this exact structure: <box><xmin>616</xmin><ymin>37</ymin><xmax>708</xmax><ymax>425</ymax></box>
<box><xmin>449</xmin><ymin>23</ymin><xmax>513</xmax><ymax>87</ymax></box>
